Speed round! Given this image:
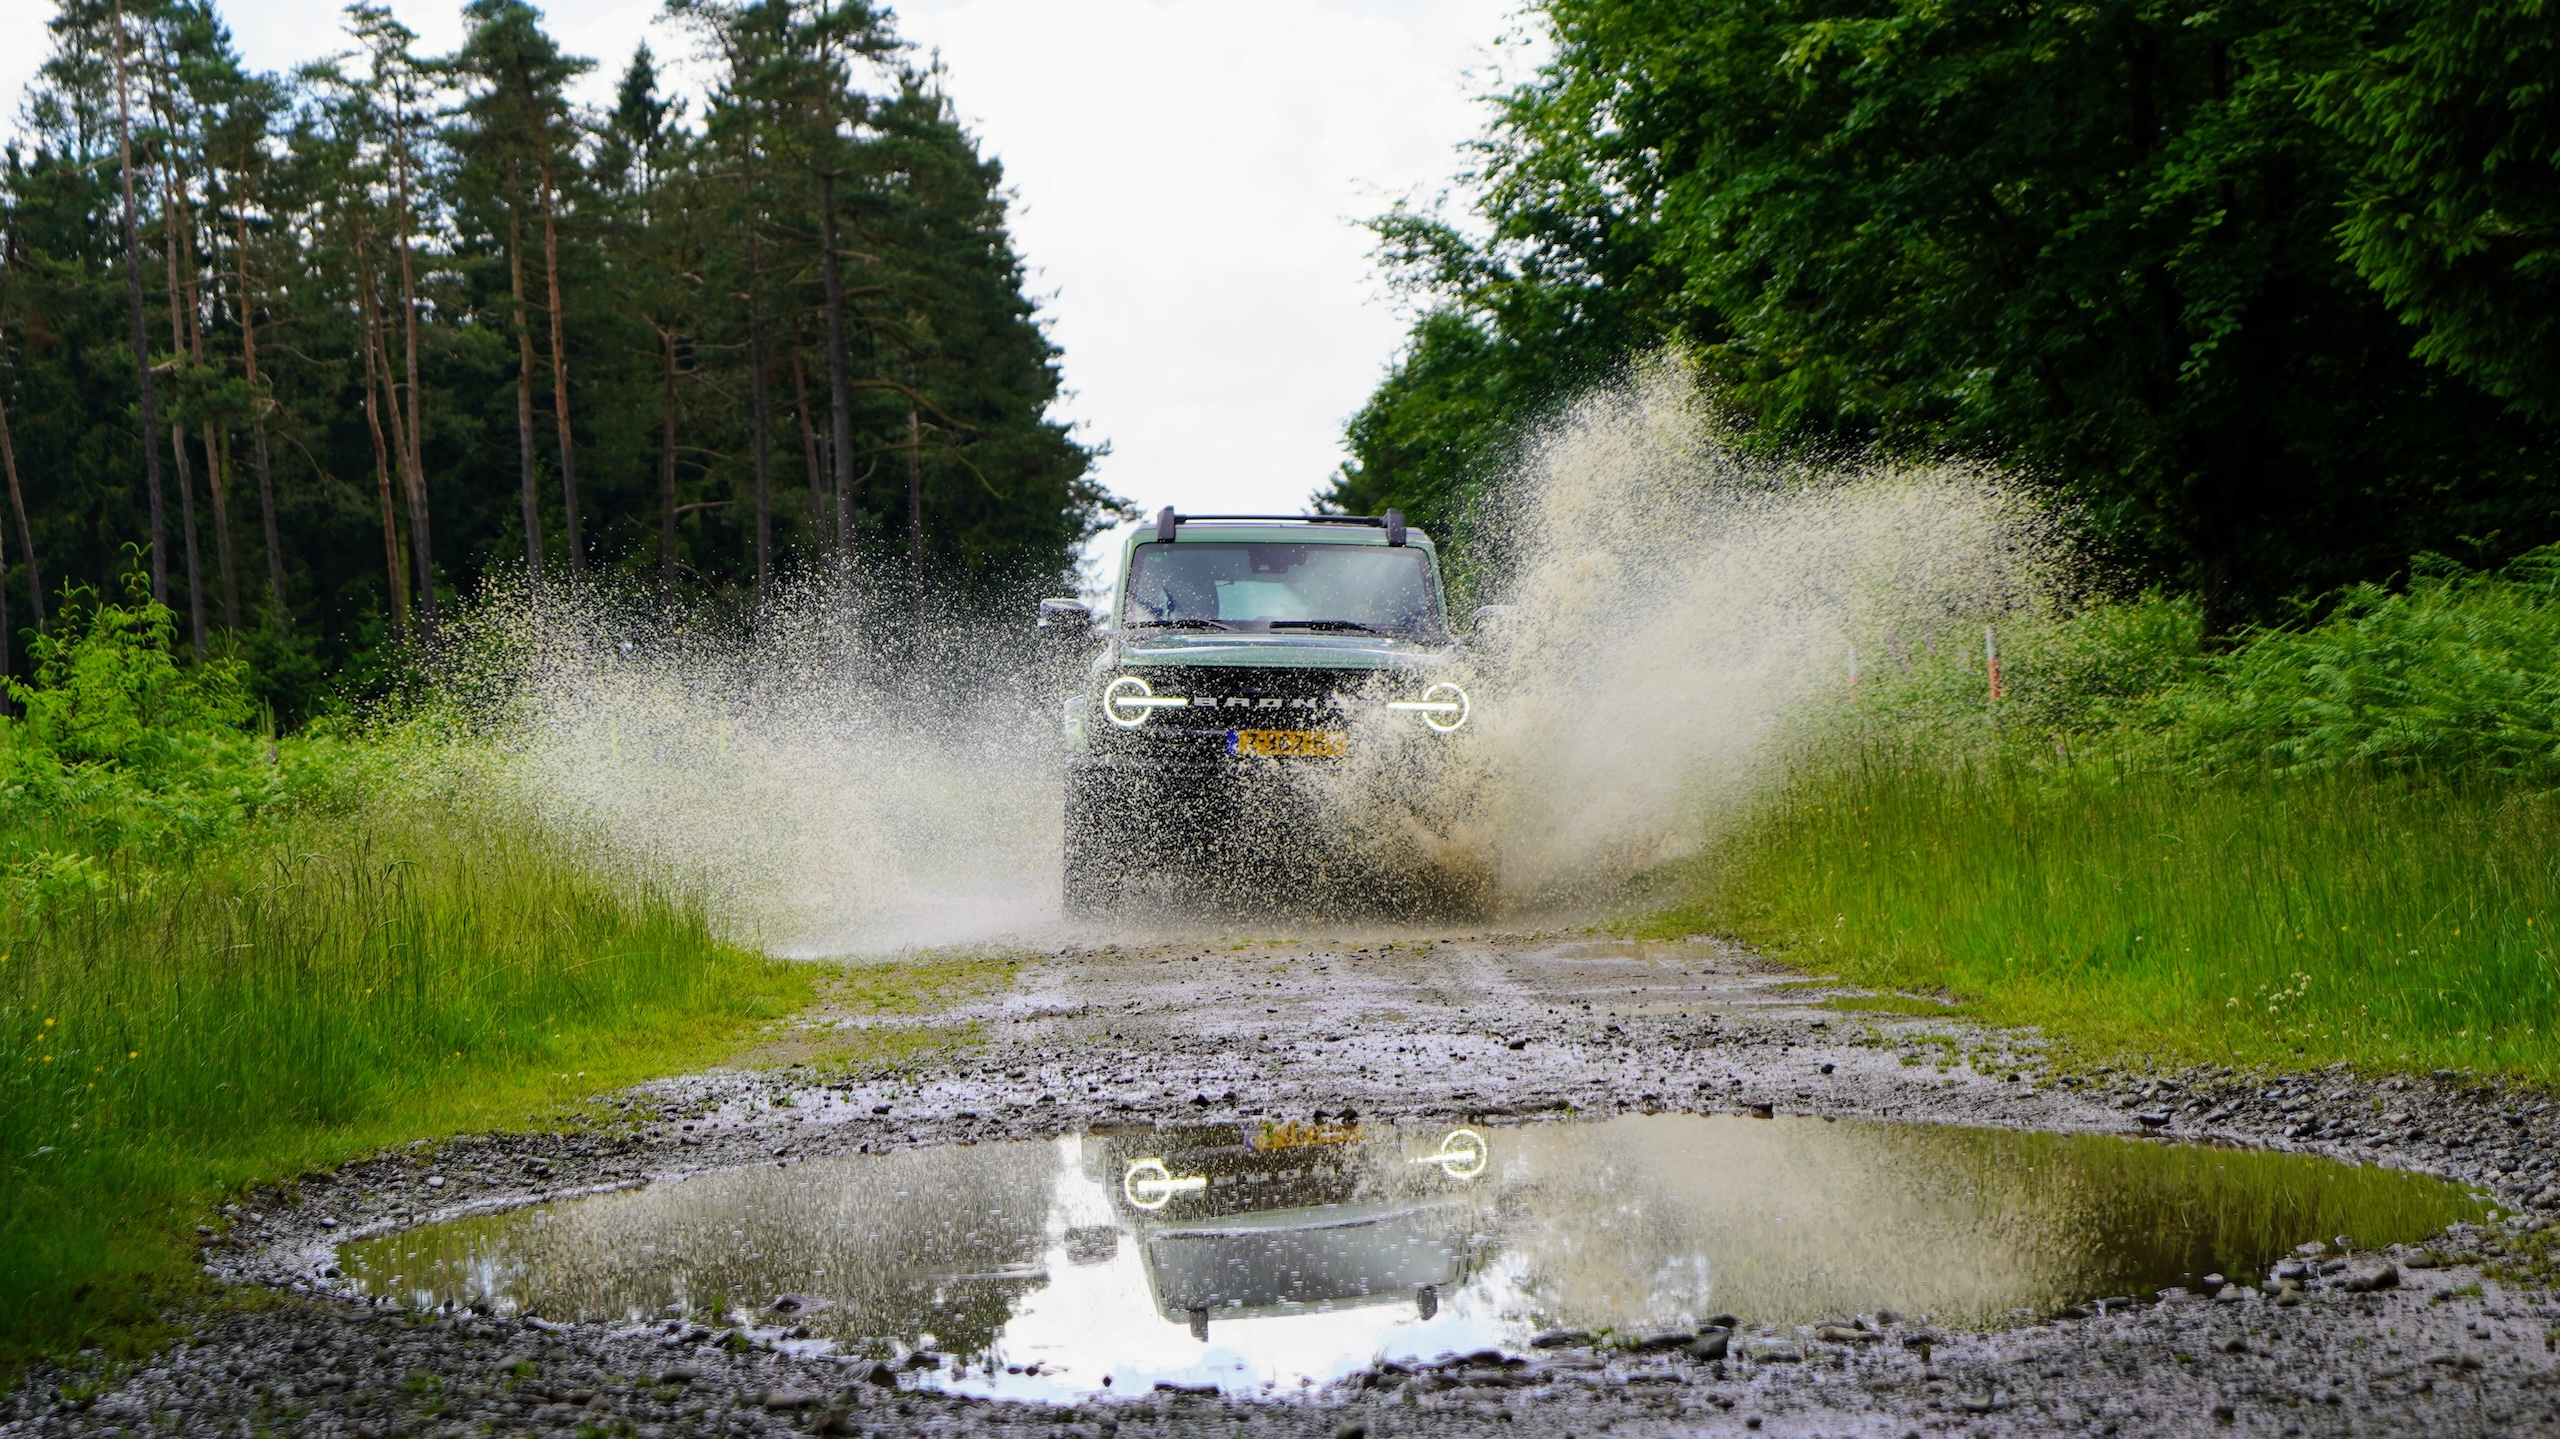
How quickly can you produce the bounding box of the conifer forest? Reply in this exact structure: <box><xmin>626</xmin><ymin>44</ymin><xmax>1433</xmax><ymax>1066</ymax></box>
<box><xmin>0</xmin><ymin>0</ymin><xmax>1116</xmax><ymax>720</ymax></box>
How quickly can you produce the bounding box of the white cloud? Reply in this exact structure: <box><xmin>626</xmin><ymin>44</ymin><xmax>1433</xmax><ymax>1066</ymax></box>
<box><xmin>1</xmin><ymin>0</ymin><xmax>1527</xmax><ymax>521</ymax></box>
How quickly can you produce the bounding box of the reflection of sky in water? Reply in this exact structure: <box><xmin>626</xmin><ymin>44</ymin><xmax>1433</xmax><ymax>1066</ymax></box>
<box><xmin>339</xmin><ymin>1116</ymin><xmax>2485</xmax><ymax>1403</ymax></box>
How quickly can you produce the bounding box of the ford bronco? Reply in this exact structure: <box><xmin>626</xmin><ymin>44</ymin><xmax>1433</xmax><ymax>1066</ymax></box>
<box><xmin>1038</xmin><ymin>508</ymin><xmax>1476</xmax><ymax>916</ymax></box>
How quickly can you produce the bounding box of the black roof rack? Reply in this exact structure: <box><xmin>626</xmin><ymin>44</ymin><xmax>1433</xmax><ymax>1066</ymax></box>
<box><xmin>1152</xmin><ymin>507</ymin><xmax>1410</xmax><ymax>545</ymax></box>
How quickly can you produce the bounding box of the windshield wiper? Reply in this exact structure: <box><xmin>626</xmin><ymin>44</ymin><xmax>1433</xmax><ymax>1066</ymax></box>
<box><xmin>1129</xmin><ymin>618</ymin><xmax>1234</xmax><ymax>630</ymax></box>
<box><xmin>1268</xmin><ymin>620</ymin><xmax>1387</xmax><ymax>633</ymax></box>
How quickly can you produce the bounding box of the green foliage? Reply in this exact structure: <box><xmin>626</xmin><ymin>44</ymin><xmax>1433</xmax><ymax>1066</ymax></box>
<box><xmin>1684</xmin><ymin>545</ymin><xmax>2560</xmax><ymax>1078</ymax></box>
<box><xmin>2156</xmin><ymin>550</ymin><xmax>2560</xmax><ymax>779</ymax></box>
<box><xmin>0</xmin><ymin>582</ymin><xmax>296</xmax><ymax>859</ymax></box>
<box><xmin>2308</xmin><ymin>0</ymin><xmax>2560</xmax><ymax>420</ymax></box>
<box><xmin>1345</xmin><ymin>0</ymin><xmax>2560</xmax><ymax>620</ymax></box>
<box><xmin>1839</xmin><ymin>544</ymin><xmax>2560</xmax><ymax>783</ymax></box>
<box><xmin>14</xmin><ymin>580</ymin><xmax>251</xmax><ymax>767</ymax></box>
<box><xmin>0</xmin><ymin>568</ymin><xmax>809</xmax><ymax>1371</ymax></box>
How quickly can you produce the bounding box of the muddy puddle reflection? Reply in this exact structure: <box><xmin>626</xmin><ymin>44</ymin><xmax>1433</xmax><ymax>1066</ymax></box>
<box><xmin>339</xmin><ymin>1115</ymin><xmax>2483</xmax><ymax>1401</ymax></box>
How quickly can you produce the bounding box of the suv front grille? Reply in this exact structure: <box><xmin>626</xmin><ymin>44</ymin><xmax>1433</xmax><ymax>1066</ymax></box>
<box><xmin>1092</xmin><ymin>666</ymin><xmax>1378</xmax><ymax>758</ymax></box>
<box><xmin>1119</xmin><ymin>667</ymin><xmax>1363</xmax><ymax>732</ymax></box>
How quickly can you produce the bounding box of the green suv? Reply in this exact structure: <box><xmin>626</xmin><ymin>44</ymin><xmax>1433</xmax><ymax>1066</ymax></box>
<box><xmin>1039</xmin><ymin>508</ymin><xmax>1477</xmax><ymax>915</ymax></box>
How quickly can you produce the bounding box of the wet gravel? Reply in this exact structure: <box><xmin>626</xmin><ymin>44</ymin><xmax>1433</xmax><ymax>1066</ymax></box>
<box><xmin>13</xmin><ymin>932</ymin><xmax>2560</xmax><ymax>1437</ymax></box>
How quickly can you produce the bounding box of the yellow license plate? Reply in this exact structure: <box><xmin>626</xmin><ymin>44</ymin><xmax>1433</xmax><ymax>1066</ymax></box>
<box><xmin>1252</xmin><ymin>1119</ymin><xmax>1364</xmax><ymax>1150</ymax></box>
<box><xmin>1230</xmin><ymin>729</ymin><xmax>1347</xmax><ymax>758</ymax></box>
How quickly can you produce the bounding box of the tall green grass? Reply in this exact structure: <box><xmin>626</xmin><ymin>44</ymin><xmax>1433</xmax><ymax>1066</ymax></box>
<box><xmin>1669</xmin><ymin>545</ymin><xmax>2560</xmax><ymax>1076</ymax></box>
<box><xmin>1677</xmin><ymin>756</ymin><xmax>2560</xmax><ymax>1075</ymax></box>
<box><xmin>0</xmin><ymin>587</ymin><xmax>811</xmax><ymax>1368</ymax></box>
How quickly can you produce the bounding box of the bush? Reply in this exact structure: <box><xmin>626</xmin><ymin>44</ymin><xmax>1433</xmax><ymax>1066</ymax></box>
<box><xmin>1832</xmin><ymin>544</ymin><xmax>2560</xmax><ymax>783</ymax></box>
<box><xmin>2153</xmin><ymin>551</ymin><xmax>2560</xmax><ymax>780</ymax></box>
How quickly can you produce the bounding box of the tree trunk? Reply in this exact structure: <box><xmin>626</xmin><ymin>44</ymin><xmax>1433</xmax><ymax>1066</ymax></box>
<box><xmin>356</xmin><ymin>251</ymin><xmax>412</xmax><ymax>639</ymax></box>
<box><xmin>792</xmin><ymin>348</ymin><xmax>824</xmax><ymax>547</ymax></box>
<box><xmin>189</xmin><ymin>196</ymin><xmax>236</xmax><ymax>631</ymax></box>
<box><xmin>156</xmin><ymin>238</ymin><xmax>203</xmax><ymax>656</ymax></box>
<box><xmin>193</xmin><ymin>191</ymin><xmax>233</xmax><ymax>632</ymax></box>
<box><xmin>207</xmin><ymin>425</ymin><xmax>237</xmax><ymax>631</ymax></box>
<box><xmin>906</xmin><ymin>406</ymin><xmax>923</xmax><ymax>584</ymax></box>
<box><xmin>748</xmin><ymin>232</ymin><xmax>773</xmax><ymax>605</ymax></box>
<box><xmin>0</xmin><ymin>377</ymin><xmax>42</xmax><ymax>632</ymax></box>
<box><xmin>108</xmin><ymin>6</ymin><xmax>168</xmax><ymax>607</ymax></box>
<box><xmin>234</xmin><ymin>204</ymin><xmax>286</xmax><ymax>628</ymax></box>
<box><xmin>155</xmin><ymin>139</ymin><xmax>207</xmax><ymax>657</ymax></box>
<box><xmin>0</xmin><ymin>485</ymin><xmax>11</xmax><ymax>705</ymax></box>
<box><xmin>508</xmin><ymin>194</ymin><xmax>545</xmax><ymax>587</ymax></box>
<box><xmin>389</xmin><ymin>109</ymin><xmax>434</xmax><ymax>630</ymax></box>
<box><xmin>660</xmin><ymin>322</ymin><xmax>679</xmax><ymax>604</ymax></box>
<box><xmin>250</xmin><ymin>413</ymin><xmax>284</xmax><ymax>626</ymax></box>
<box><xmin>371</xmin><ymin>232</ymin><xmax>422</xmax><ymax>596</ymax></box>
<box><xmin>818</xmin><ymin>170</ymin><xmax>856</xmax><ymax>576</ymax></box>
<box><xmin>170</xmin><ymin>424</ymin><xmax>204</xmax><ymax>658</ymax></box>
<box><xmin>540</xmin><ymin>159</ymin><xmax>581</xmax><ymax>583</ymax></box>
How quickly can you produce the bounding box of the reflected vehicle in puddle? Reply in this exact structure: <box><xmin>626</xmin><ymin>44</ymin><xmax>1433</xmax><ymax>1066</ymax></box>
<box><xmin>336</xmin><ymin>1114</ymin><xmax>2486</xmax><ymax>1403</ymax></box>
<box><xmin>1084</xmin><ymin>1122</ymin><xmax>1491</xmax><ymax>1338</ymax></box>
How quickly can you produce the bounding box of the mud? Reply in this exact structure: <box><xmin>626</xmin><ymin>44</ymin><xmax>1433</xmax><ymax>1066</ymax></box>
<box><xmin>12</xmin><ymin>933</ymin><xmax>2560</xmax><ymax>1437</ymax></box>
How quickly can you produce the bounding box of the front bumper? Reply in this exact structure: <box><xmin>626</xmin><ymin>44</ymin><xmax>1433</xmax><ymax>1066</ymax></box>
<box><xmin>1067</xmin><ymin>754</ymin><xmax>1326</xmax><ymax>850</ymax></box>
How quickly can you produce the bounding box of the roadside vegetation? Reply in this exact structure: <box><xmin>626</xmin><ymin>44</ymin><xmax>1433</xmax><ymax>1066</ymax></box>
<box><xmin>0</xmin><ymin>584</ymin><xmax>810</xmax><ymax>1371</ymax></box>
<box><xmin>1666</xmin><ymin>548</ymin><xmax>2560</xmax><ymax>1081</ymax></box>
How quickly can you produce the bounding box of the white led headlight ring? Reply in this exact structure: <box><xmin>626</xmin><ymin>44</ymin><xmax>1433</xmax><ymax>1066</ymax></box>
<box><xmin>1102</xmin><ymin>675</ymin><xmax>1190</xmax><ymax>728</ymax></box>
<box><xmin>1386</xmin><ymin>681</ymin><xmax>1471</xmax><ymax>733</ymax></box>
<box><xmin>1123</xmin><ymin>1157</ymin><xmax>1207</xmax><ymax>1209</ymax></box>
<box><xmin>1411</xmin><ymin>1127</ymin><xmax>1488</xmax><ymax>1180</ymax></box>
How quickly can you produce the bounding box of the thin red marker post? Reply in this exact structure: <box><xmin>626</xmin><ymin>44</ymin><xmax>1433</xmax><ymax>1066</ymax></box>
<box><xmin>1985</xmin><ymin>625</ymin><xmax>2003</xmax><ymax>703</ymax></box>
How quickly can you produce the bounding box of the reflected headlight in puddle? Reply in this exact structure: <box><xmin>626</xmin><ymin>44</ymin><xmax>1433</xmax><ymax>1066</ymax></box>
<box><xmin>1123</xmin><ymin>1157</ymin><xmax>1208</xmax><ymax>1209</ymax></box>
<box><xmin>1411</xmin><ymin>1128</ymin><xmax>1489</xmax><ymax>1180</ymax></box>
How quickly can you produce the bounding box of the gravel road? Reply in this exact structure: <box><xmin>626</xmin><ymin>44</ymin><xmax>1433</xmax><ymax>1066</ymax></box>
<box><xmin>10</xmin><ymin>932</ymin><xmax>2560</xmax><ymax>1438</ymax></box>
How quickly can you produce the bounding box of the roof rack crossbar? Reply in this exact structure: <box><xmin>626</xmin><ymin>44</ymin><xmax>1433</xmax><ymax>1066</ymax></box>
<box><xmin>1168</xmin><ymin>513</ymin><xmax>1387</xmax><ymax>525</ymax></box>
<box><xmin>1147</xmin><ymin>512</ymin><xmax>1410</xmax><ymax>540</ymax></box>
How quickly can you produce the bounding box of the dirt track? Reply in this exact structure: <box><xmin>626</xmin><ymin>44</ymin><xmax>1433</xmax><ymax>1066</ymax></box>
<box><xmin>11</xmin><ymin>933</ymin><xmax>2560</xmax><ymax>1437</ymax></box>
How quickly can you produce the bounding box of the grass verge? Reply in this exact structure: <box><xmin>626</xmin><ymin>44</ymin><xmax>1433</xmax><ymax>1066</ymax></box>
<box><xmin>0</xmin><ymin>789</ymin><xmax>814</xmax><ymax>1376</ymax></box>
<box><xmin>1656</xmin><ymin>755</ymin><xmax>2560</xmax><ymax>1079</ymax></box>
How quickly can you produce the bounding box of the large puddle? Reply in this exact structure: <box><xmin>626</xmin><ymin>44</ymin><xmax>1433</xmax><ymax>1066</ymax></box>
<box><xmin>340</xmin><ymin>1115</ymin><xmax>2484</xmax><ymax>1402</ymax></box>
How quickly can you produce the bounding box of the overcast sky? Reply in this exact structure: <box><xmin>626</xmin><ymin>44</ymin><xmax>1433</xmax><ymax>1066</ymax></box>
<box><xmin>1</xmin><ymin>0</ymin><xmax>1531</xmax><ymax>564</ymax></box>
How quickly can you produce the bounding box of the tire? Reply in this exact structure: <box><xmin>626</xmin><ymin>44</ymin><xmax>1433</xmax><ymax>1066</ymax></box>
<box><xmin>1061</xmin><ymin>768</ymin><xmax>1127</xmax><ymax>920</ymax></box>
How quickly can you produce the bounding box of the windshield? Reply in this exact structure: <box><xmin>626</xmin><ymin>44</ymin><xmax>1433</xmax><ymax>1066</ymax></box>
<box><xmin>1122</xmin><ymin>542</ymin><xmax>1442</xmax><ymax>635</ymax></box>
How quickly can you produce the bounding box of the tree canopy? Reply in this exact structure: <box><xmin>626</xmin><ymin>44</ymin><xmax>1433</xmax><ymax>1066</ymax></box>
<box><xmin>1330</xmin><ymin>0</ymin><xmax>2560</xmax><ymax>623</ymax></box>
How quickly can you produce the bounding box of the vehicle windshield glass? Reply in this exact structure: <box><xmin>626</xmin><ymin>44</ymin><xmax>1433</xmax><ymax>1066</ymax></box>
<box><xmin>1122</xmin><ymin>542</ymin><xmax>1441</xmax><ymax>634</ymax></box>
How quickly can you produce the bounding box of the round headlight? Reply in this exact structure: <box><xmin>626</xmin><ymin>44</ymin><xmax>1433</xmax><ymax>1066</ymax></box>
<box><xmin>1123</xmin><ymin>1157</ymin><xmax>1206</xmax><ymax>1209</ymax></box>
<box><xmin>1386</xmin><ymin>681</ymin><xmax>1471</xmax><ymax>733</ymax></box>
<box><xmin>1102</xmin><ymin>674</ymin><xmax>1188</xmax><ymax>728</ymax></box>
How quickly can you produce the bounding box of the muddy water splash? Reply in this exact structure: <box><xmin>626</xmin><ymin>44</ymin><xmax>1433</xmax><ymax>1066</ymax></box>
<box><xmin>433</xmin><ymin>581</ymin><xmax>1064</xmax><ymax>955</ymax></box>
<box><xmin>437</xmin><ymin>362</ymin><xmax>2046</xmax><ymax>945</ymax></box>
<box><xmin>1307</xmin><ymin>359</ymin><xmax>2052</xmax><ymax>911</ymax></box>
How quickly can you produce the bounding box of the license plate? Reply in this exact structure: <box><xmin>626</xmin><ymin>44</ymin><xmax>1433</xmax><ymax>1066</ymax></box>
<box><xmin>1251</xmin><ymin>1118</ymin><xmax>1363</xmax><ymax>1150</ymax></box>
<box><xmin>1230</xmin><ymin>729</ymin><xmax>1347</xmax><ymax>759</ymax></box>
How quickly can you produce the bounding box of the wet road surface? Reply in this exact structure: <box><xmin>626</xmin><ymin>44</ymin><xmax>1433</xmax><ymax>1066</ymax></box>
<box><xmin>12</xmin><ymin>932</ymin><xmax>2560</xmax><ymax>1437</ymax></box>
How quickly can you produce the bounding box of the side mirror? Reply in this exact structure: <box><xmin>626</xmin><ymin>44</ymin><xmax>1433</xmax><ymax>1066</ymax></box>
<box><xmin>1037</xmin><ymin>597</ymin><xmax>1095</xmax><ymax>639</ymax></box>
<box><xmin>1467</xmin><ymin>604</ymin><xmax>1517</xmax><ymax>642</ymax></box>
